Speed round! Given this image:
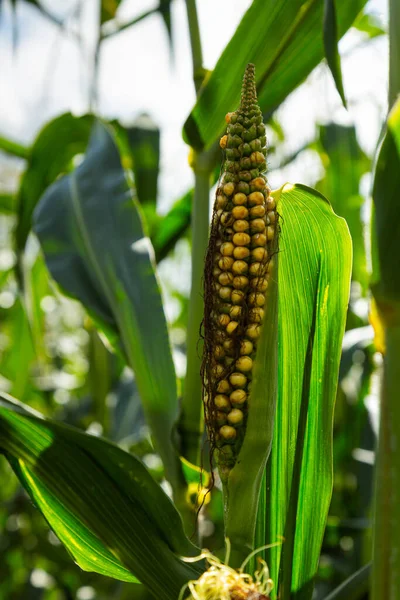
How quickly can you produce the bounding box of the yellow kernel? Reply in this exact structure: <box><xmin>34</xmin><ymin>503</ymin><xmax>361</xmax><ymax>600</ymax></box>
<box><xmin>223</xmin><ymin>338</ymin><xmax>234</xmax><ymax>354</ymax></box>
<box><xmin>267</xmin><ymin>196</ymin><xmax>276</xmax><ymax>210</ymax></box>
<box><xmin>215</xmin><ymin>394</ymin><xmax>231</xmax><ymax>411</ymax></box>
<box><xmin>220</xmin><ymin>211</ymin><xmax>231</xmax><ymax>225</ymax></box>
<box><xmin>217</xmin><ymin>379</ymin><xmax>231</xmax><ymax>394</ymax></box>
<box><xmin>219</xmin><ymin>425</ymin><xmax>237</xmax><ymax>440</ymax></box>
<box><xmin>219</xmin><ymin>286</ymin><xmax>232</xmax><ymax>301</ymax></box>
<box><xmin>233</xmin><ymin>219</ymin><xmax>249</xmax><ymax>232</ymax></box>
<box><xmin>215</xmin><ymin>330</ymin><xmax>226</xmax><ymax>343</ymax></box>
<box><xmin>250</xmin><ymin>151</ymin><xmax>265</xmax><ymax>164</ymax></box>
<box><xmin>233</xmin><ymin>276</ymin><xmax>249</xmax><ymax>289</ymax></box>
<box><xmin>218</xmin><ymin>314</ymin><xmax>230</xmax><ymax>327</ymax></box>
<box><xmin>249</xmin><ymin>262</ymin><xmax>263</xmax><ymax>276</ymax></box>
<box><xmin>219</xmin><ymin>256</ymin><xmax>234</xmax><ymax>271</ymax></box>
<box><xmin>233</xmin><ymin>246</ymin><xmax>250</xmax><ymax>259</ymax></box>
<box><xmin>250</xmin><ymin>218</ymin><xmax>266</xmax><ymax>233</ymax></box>
<box><xmin>231</xmin><ymin>289</ymin><xmax>245</xmax><ymax>304</ymax></box>
<box><xmin>249</xmin><ymin>307</ymin><xmax>265</xmax><ymax>323</ymax></box>
<box><xmin>267</xmin><ymin>210</ymin><xmax>276</xmax><ymax>224</ymax></box>
<box><xmin>232</xmin><ymin>205</ymin><xmax>249</xmax><ymax>219</ymax></box>
<box><xmin>230</xmin><ymin>305</ymin><xmax>242</xmax><ymax>319</ymax></box>
<box><xmin>248</xmin><ymin>192</ymin><xmax>264</xmax><ymax>206</ymax></box>
<box><xmin>230</xmin><ymin>389</ymin><xmax>247</xmax><ymax>405</ymax></box>
<box><xmin>226</xmin><ymin>321</ymin><xmax>239</xmax><ymax>335</ymax></box>
<box><xmin>251</xmin><ymin>247</ymin><xmax>268</xmax><ymax>261</ymax></box>
<box><xmin>213</xmin><ymin>267</ymin><xmax>222</xmax><ymax>279</ymax></box>
<box><xmin>229</xmin><ymin>372</ymin><xmax>247</xmax><ymax>388</ymax></box>
<box><xmin>216</xmin><ymin>194</ymin><xmax>228</xmax><ymax>209</ymax></box>
<box><xmin>233</xmin><ymin>232</ymin><xmax>251</xmax><ymax>246</ymax></box>
<box><xmin>223</xmin><ymin>182</ymin><xmax>235</xmax><ymax>196</ymax></box>
<box><xmin>240</xmin><ymin>339</ymin><xmax>253</xmax><ymax>355</ymax></box>
<box><xmin>248</xmin><ymin>292</ymin><xmax>265</xmax><ymax>307</ymax></box>
<box><xmin>225</xmin><ymin>112</ymin><xmax>234</xmax><ymax>123</ymax></box>
<box><xmin>233</xmin><ymin>193</ymin><xmax>247</xmax><ymax>205</ymax></box>
<box><xmin>220</xmin><ymin>135</ymin><xmax>228</xmax><ymax>149</ymax></box>
<box><xmin>252</xmin><ymin>233</ymin><xmax>267</xmax><ymax>247</ymax></box>
<box><xmin>220</xmin><ymin>242</ymin><xmax>234</xmax><ymax>256</ymax></box>
<box><xmin>250</xmin><ymin>277</ymin><xmax>268</xmax><ymax>292</ymax></box>
<box><xmin>267</xmin><ymin>226</ymin><xmax>275</xmax><ymax>240</ymax></box>
<box><xmin>227</xmin><ymin>408</ymin><xmax>244</xmax><ymax>425</ymax></box>
<box><xmin>215</xmin><ymin>282</ymin><xmax>222</xmax><ymax>292</ymax></box>
<box><xmin>250</xmin><ymin>177</ymin><xmax>266</xmax><ymax>191</ymax></box>
<box><xmin>232</xmin><ymin>260</ymin><xmax>248</xmax><ymax>275</ymax></box>
<box><xmin>219</xmin><ymin>272</ymin><xmax>233</xmax><ymax>286</ymax></box>
<box><xmin>267</xmin><ymin>259</ymin><xmax>275</xmax><ymax>273</ymax></box>
<box><xmin>246</xmin><ymin>324</ymin><xmax>261</xmax><ymax>340</ymax></box>
<box><xmin>214</xmin><ymin>252</ymin><xmax>222</xmax><ymax>264</ymax></box>
<box><xmin>250</xmin><ymin>205</ymin><xmax>266</xmax><ymax>218</ymax></box>
<box><xmin>235</xmin><ymin>356</ymin><xmax>253</xmax><ymax>372</ymax></box>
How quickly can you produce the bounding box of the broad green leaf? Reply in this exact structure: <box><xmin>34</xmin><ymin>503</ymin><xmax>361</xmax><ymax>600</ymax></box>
<box><xmin>323</xmin><ymin>0</ymin><xmax>347</xmax><ymax>108</ymax></box>
<box><xmin>125</xmin><ymin>115</ymin><xmax>160</xmax><ymax>206</ymax></box>
<box><xmin>0</xmin><ymin>134</ymin><xmax>29</xmax><ymax>159</ymax></box>
<box><xmin>316</xmin><ymin>123</ymin><xmax>370</xmax><ymax>293</ymax></box>
<box><xmin>153</xmin><ymin>189</ymin><xmax>192</xmax><ymax>262</ymax></box>
<box><xmin>324</xmin><ymin>563</ymin><xmax>370</xmax><ymax>600</ymax></box>
<box><xmin>183</xmin><ymin>0</ymin><xmax>366</xmax><ymax>150</ymax></box>
<box><xmin>33</xmin><ymin>121</ymin><xmax>182</xmax><ymax>492</ymax></box>
<box><xmin>263</xmin><ymin>184</ymin><xmax>352</xmax><ymax>599</ymax></box>
<box><xmin>371</xmin><ymin>98</ymin><xmax>400</xmax><ymax>600</ymax></box>
<box><xmin>352</xmin><ymin>11</ymin><xmax>386</xmax><ymax>38</ymax></box>
<box><xmin>0</xmin><ymin>393</ymin><xmax>201</xmax><ymax>599</ymax></box>
<box><xmin>16</xmin><ymin>113</ymin><xmax>93</xmax><ymax>256</ymax></box>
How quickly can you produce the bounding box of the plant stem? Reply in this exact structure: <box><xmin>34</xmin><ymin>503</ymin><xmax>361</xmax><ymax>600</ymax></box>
<box><xmin>389</xmin><ymin>0</ymin><xmax>400</xmax><ymax>109</ymax></box>
<box><xmin>372</xmin><ymin>326</ymin><xmax>400</xmax><ymax>599</ymax></box>
<box><xmin>180</xmin><ymin>156</ymin><xmax>211</xmax><ymax>465</ymax></box>
<box><xmin>185</xmin><ymin>0</ymin><xmax>204</xmax><ymax>93</ymax></box>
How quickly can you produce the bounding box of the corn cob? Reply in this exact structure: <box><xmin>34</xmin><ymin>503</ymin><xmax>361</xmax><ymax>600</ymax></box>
<box><xmin>201</xmin><ymin>64</ymin><xmax>278</xmax><ymax>478</ymax></box>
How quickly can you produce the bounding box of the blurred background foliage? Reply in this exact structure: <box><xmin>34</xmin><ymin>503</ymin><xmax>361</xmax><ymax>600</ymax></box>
<box><xmin>0</xmin><ymin>0</ymin><xmax>388</xmax><ymax>598</ymax></box>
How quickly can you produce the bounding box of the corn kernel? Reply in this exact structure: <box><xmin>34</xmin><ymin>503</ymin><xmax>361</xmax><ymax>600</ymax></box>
<box><xmin>229</xmin><ymin>372</ymin><xmax>247</xmax><ymax>388</ymax></box>
<box><xmin>267</xmin><ymin>210</ymin><xmax>276</xmax><ymax>224</ymax></box>
<box><xmin>227</xmin><ymin>408</ymin><xmax>244</xmax><ymax>425</ymax></box>
<box><xmin>250</xmin><ymin>177</ymin><xmax>265</xmax><ymax>191</ymax></box>
<box><xmin>218</xmin><ymin>314</ymin><xmax>230</xmax><ymax>327</ymax></box>
<box><xmin>250</xmin><ymin>218</ymin><xmax>266</xmax><ymax>233</ymax></box>
<box><xmin>219</xmin><ymin>425</ymin><xmax>237</xmax><ymax>440</ymax></box>
<box><xmin>220</xmin><ymin>135</ymin><xmax>228</xmax><ymax>149</ymax></box>
<box><xmin>216</xmin><ymin>411</ymin><xmax>227</xmax><ymax>426</ymax></box>
<box><xmin>249</xmin><ymin>307</ymin><xmax>265</xmax><ymax>323</ymax></box>
<box><xmin>233</xmin><ymin>192</ymin><xmax>247</xmax><ymax>205</ymax></box>
<box><xmin>217</xmin><ymin>379</ymin><xmax>231</xmax><ymax>394</ymax></box>
<box><xmin>267</xmin><ymin>196</ymin><xmax>276</xmax><ymax>210</ymax></box>
<box><xmin>233</xmin><ymin>276</ymin><xmax>249</xmax><ymax>289</ymax></box>
<box><xmin>214</xmin><ymin>345</ymin><xmax>225</xmax><ymax>360</ymax></box>
<box><xmin>236</xmin><ymin>356</ymin><xmax>253</xmax><ymax>372</ymax></box>
<box><xmin>232</xmin><ymin>260</ymin><xmax>248</xmax><ymax>275</ymax></box>
<box><xmin>233</xmin><ymin>246</ymin><xmax>250</xmax><ymax>259</ymax></box>
<box><xmin>226</xmin><ymin>320</ymin><xmax>239</xmax><ymax>335</ymax></box>
<box><xmin>248</xmin><ymin>292</ymin><xmax>265</xmax><ymax>307</ymax></box>
<box><xmin>213</xmin><ymin>267</ymin><xmax>222</xmax><ymax>278</ymax></box>
<box><xmin>249</xmin><ymin>277</ymin><xmax>268</xmax><ymax>291</ymax></box>
<box><xmin>215</xmin><ymin>394</ymin><xmax>231</xmax><ymax>411</ymax></box>
<box><xmin>220</xmin><ymin>242</ymin><xmax>234</xmax><ymax>256</ymax></box>
<box><xmin>230</xmin><ymin>389</ymin><xmax>247</xmax><ymax>405</ymax></box>
<box><xmin>223</xmin><ymin>182</ymin><xmax>235</xmax><ymax>196</ymax></box>
<box><xmin>249</xmin><ymin>262</ymin><xmax>263</xmax><ymax>276</ymax></box>
<box><xmin>232</xmin><ymin>206</ymin><xmax>249</xmax><ymax>219</ymax></box>
<box><xmin>230</xmin><ymin>305</ymin><xmax>242</xmax><ymax>319</ymax></box>
<box><xmin>246</xmin><ymin>324</ymin><xmax>261</xmax><ymax>340</ymax></box>
<box><xmin>251</xmin><ymin>233</ymin><xmax>267</xmax><ymax>247</ymax></box>
<box><xmin>251</xmin><ymin>247</ymin><xmax>267</xmax><ymax>262</ymax></box>
<box><xmin>212</xmin><ymin>363</ymin><xmax>225</xmax><ymax>377</ymax></box>
<box><xmin>250</xmin><ymin>205</ymin><xmax>265</xmax><ymax>218</ymax></box>
<box><xmin>219</xmin><ymin>256</ymin><xmax>234</xmax><ymax>271</ymax></box>
<box><xmin>248</xmin><ymin>191</ymin><xmax>264</xmax><ymax>206</ymax></box>
<box><xmin>240</xmin><ymin>339</ymin><xmax>253</xmax><ymax>355</ymax></box>
<box><xmin>233</xmin><ymin>232</ymin><xmax>251</xmax><ymax>246</ymax></box>
<box><xmin>231</xmin><ymin>289</ymin><xmax>245</xmax><ymax>304</ymax></box>
<box><xmin>216</xmin><ymin>194</ymin><xmax>228</xmax><ymax>209</ymax></box>
<box><xmin>233</xmin><ymin>219</ymin><xmax>249</xmax><ymax>232</ymax></box>
<box><xmin>267</xmin><ymin>226</ymin><xmax>275</xmax><ymax>240</ymax></box>
<box><xmin>219</xmin><ymin>272</ymin><xmax>233</xmax><ymax>286</ymax></box>
<box><xmin>219</xmin><ymin>286</ymin><xmax>232</xmax><ymax>300</ymax></box>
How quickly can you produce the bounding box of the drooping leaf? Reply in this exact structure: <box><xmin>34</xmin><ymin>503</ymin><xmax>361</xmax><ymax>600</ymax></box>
<box><xmin>33</xmin><ymin>121</ymin><xmax>183</xmax><ymax>492</ymax></box>
<box><xmin>0</xmin><ymin>134</ymin><xmax>29</xmax><ymax>159</ymax></box>
<box><xmin>153</xmin><ymin>189</ymin><xmax>192</xmax><ymax>262</ymax></box>
<box><xmin>316</xmin><ymin>123</ymin><xmax>370</xmax><ymax>293</ymax></box>
<box><xmin>323</xmin><ymin>0</ymin><xmax>347</xmax><ymax>108</ymax></box>
<box><xmin>324</xmin><ymin>563</ymin><xmax>371</xmax><ymax>600</ymax></box>
<box><xmin>262</xmin><ymin>184</ymin><xmax>352</xmax><ymax>599</ymax></box>
<box><xmin>16</xmin><ymin>113</ymin><xmax>93</xmax><ymax>256</ymax></box>
<box><xmin>183</xmin><ymin>0</ymin><xmax>366</xmax><ymax>150</ymax></box>
<box><xmin>0</xmin><ymin>393</ymin><xmax>201</xmax><ymax>598</ymax></box>
<box><xmin>124</xmin><ymin>114</ymin><xmax>160</xmax><ymax>206</ymax></box>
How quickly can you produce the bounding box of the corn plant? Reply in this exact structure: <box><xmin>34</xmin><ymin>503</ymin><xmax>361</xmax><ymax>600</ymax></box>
<box><xmin>0</xmin><ymin>0</ymin><xmax>393</xmax><ymax>599</ymax></box>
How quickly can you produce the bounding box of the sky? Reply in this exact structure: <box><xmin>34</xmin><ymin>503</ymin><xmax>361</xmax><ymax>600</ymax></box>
<box><xmin>0</xmin><ymin>0</ymin><xmax>389</xmax><ymax>213</ymax></box>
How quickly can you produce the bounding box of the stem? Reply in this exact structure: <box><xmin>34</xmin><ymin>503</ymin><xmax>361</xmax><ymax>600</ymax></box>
<box><xmin>185</xmin><ymin>0</ymin><xmax>204</xmax><ymax>93</ymax></box>
<box><xmin>389</xmin><ymin>0</ymin><xmax>400</xmax><ymax>108</ymax></box>
<box><xmin>372</xmin><ymin>326</ymin><xmax>400</xmax><ymax>599</ymax></box>
<box><xmin>180</xmin><ymin>157</ymin><xmax>211</xmax><ymax>465</ymax></box>
<box><xmin>100</xmin><ymin>8</ymin><xmax>159</xmax><ymax>39</ymax></box>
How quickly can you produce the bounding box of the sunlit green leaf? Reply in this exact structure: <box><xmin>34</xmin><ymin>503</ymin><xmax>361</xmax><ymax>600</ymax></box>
<box><xmin>33</xmin><ymin>121</ymin><xmax>183</xmax><ymax>492</ymax></box>
<box><xmin>0</xmin><ymin>393</ymin><xmax>201</xmax><ymax>598</ymax></box>
<box><xmin>183</xmin><ymin>0</ymin><xmax>366</xmax><ymax>150</ymax></box>
<box><xmin>323</xmin><ymin>0</ymin><xmax>347</xmax><ymax>107</ymax></box>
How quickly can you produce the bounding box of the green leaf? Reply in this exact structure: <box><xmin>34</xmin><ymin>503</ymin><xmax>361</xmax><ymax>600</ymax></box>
<box><xmin>33</xmin><ymin>121</ymin><xmax>183</xmax><ymax>493</ymax></box>
<box><xmin>153</xmin><ymin>189</ymin><xmax>192</xmax><ymax>262</ymax></box>
<box><xmin>316</xmin><ymin>123</ymin><xmax>370</xmax><ymax>293</ymax></box>
<box><xmin>183</xmin><ymin>0</ymin><xmax>366</xmax><ymax>150</ymax></box>
<box><xmin>264</xmin><ymin>184</ymin><xmax>352</xmax><ymax>599</ymax></box>
<box><xmin>352</xmin><ymin>11</ymin><xmax>386</xmax><ymax>38</ymax></box>
<box><xmin>125</xmin><ymin>115</ymin><xmax>160</xmax><ymax>206</ymax></box>
<box><xmin>0</xmin><ymin>393</ymin><xmax>201</xmax><ymax>598</ymax></box>
<box><xmin>324</xmin><ymin>563</ymin><xmax>370</xmax><ymax>600</ymax></box>
<box><xmin>0</xmin><ymin>134</ymin><xmax>29</xmax><ymax>159</ymax></box>
<box><xmin>16</xmin><ymin>113</ymin><xmax>93</xmax><ymax>256</ymax></box>
<box><xmin>323</xmin><ymin>0</ymin><xmax>347</xmax><ymax>108</ymax></box>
